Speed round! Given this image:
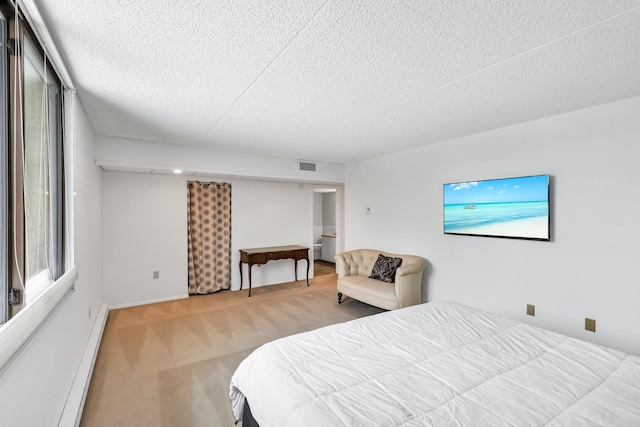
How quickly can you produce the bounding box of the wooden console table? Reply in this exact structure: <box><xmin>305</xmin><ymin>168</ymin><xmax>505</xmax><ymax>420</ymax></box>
<box><xmin>239</xmin><ymin>245</ymin><xmax>310</xmax><ymax>297</ymax></box>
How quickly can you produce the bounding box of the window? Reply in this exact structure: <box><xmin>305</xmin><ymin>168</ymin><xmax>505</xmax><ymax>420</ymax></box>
<box><xmin>1</xmin><ymin>2</ymin><xmax>65</xmax><ymax>323</ymax></box>
<box><xmin>22</xmin><ymin>34</ymin><xmax>63</xmax><ymax>302</ymax></box>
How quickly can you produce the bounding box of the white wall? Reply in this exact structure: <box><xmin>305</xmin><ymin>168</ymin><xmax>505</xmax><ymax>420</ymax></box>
<box><xmin>322</xmin><ymin>192</ymin><xmax>337</xmax><ymax>229</ymax></box>
<box><xmin>102</xmin><ymin>172</ymin><xmax>188</xmax><ymax>307</ymax></box>
<box><xmin>313</xmin><ymin>192</ymin><xmax>323</xmax><ymax>243</ymax></box>
<box><xmin>344</xmin><ymin>96</ymin><xmax>640</xmax><ymax>355</ymax></box>
<box><xmin>233</xmin><ymin>179</ymin><xmax>313</xmax><ymax>287</ymax></box>
<box><xmin>102</xmin><ymin>172</ymin><xmax>314</xmax><ymax>307</ymax></box>
<box><xmin>0</xmin><ymin>94</ymin><xmax>103</xmax><ymax>426</ymax></box>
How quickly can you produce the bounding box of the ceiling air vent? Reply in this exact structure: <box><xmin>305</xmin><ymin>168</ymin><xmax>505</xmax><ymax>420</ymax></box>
<box><xmin>298</xmin><ymin>160</ymin><xmax>317</xmax><ymax>172</ymax></box>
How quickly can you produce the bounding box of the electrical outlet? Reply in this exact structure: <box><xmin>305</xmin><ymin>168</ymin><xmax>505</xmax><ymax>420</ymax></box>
<box><xmin>526</xmin><ymin>304</ymin><xmax>535</xmax><ymax>316</ymax></box>
<box><xmin>585</xmin><ymin>318</ymin><xmax>596</xmax><ymax>332</ymax></box>
<box><xmin>88</xmin><ymin>306</ymin><xmax>92</xmax><ymax>319</ymax></box>
<box><xmin>153</xmin><ymin>271</ymin><xmax>160</xmax><ymax>279</ymax></box>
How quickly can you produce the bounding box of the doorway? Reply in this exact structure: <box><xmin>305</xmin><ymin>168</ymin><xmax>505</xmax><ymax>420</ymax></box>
<box><xmin>312</xmin><ymin>187</ymin><xmax>340</xmax><ymax>276</ymax></box>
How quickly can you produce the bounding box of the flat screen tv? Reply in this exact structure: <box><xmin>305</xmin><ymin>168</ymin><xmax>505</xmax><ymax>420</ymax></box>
<box><xmin>443</xmin><ymin>174</ymin><xmax>550</xmax><ymax>241</ymax></box>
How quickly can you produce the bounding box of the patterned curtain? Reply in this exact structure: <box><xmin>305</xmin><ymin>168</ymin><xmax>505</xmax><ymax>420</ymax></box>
<box><xmin>187</xmin><ymin>181</ymin><xmax>231</xmax><ymax>294</ymax></box>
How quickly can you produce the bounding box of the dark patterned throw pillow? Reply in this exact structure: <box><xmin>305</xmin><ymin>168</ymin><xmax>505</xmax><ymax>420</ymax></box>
<box><xmin>369</xmin><ymin>254</ymin><xmax>403</xmax><ymax>283</ymax></box>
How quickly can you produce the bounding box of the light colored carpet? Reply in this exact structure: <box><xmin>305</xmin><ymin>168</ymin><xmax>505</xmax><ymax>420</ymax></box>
<box><xmin>81</xmin><ymin>273</ymin><xmax>384</xmax><ymax>426</ymax></box>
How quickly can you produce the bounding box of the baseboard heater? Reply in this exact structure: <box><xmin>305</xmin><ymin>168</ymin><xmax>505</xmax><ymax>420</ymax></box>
<box><xmin>0</xmin><ymin>265</ymin><xmax>78</xmax><ymax>373</ymax></box>
<box><xmin>59</xmin><ymin>301</ymin><xmax>109</xmax><ymax>427</ymax></box>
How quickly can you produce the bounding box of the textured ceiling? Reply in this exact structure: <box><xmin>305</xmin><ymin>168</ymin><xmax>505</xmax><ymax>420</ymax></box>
<box><xmin>36</xmin><ymin>1</ymin><xmax>640</xmax><ymax>163</ymax></box>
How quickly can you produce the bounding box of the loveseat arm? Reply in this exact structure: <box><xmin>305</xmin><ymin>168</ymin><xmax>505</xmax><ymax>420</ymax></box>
<box><xmin>395</xmin><ymin>258</ymin><xmax>428</xmax><ymax>278</ymax></box>
<box><xmin>394</xmin><ymin>257</ymin><xmax>428</xmax><ymax>307</ymax></box>
<box><xmin>334</xmin><ymin>252</ymin><xmax>354</xmax><ymax>278</ymax></box>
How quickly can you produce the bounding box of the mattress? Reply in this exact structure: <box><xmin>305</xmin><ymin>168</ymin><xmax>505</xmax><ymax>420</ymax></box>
<box><xmin>229</xmin><ymin>301</ymin><xmax>640</xmax><ymax>426</ymax></box>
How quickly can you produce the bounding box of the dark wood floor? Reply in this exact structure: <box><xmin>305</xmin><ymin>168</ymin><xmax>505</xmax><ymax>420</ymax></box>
<box><xmin>314</xmin><ymin>260</ymin><xmax>336</xmax><ymax>276</ymax></box>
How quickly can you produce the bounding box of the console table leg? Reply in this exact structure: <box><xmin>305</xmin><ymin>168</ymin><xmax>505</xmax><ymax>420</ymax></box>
<box><xmin>248</xmin><ymin>265</ymin><xmax>253</xmax><ymax>297</ymax></box>
<box><xmin>305</xmin><ymin>257</ymin><xmax>310</xmax><ymax>286</ymax></box>
<box><xmin>294</xmin><ymin>259</ymin><xmax>298</xmax><ymax>282</ymax></box>
<box><xmin>239</xmin><ymin>261</ymin><xmax>243</xmax><ymax>290</ymax></box>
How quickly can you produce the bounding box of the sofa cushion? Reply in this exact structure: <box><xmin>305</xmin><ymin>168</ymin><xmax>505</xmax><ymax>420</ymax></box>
<box><xmin>368</xmin><ymin>253</ymin><xmax>403</xmax><ymax>283</ymax></box>
<box><xmin>337</xmin><ymin>275</ymin><xmax>398</xmax><ymax>303</ymax></box>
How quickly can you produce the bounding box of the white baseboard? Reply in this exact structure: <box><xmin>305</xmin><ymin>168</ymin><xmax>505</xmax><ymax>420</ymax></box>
<box><xmin>108</xmin><ymin>294</ymin><xmax>188</xmax><ymax>310</ymax></box>
<box><xmin>58</xmin><ymin>302</ymin><xmax>108</xmax><ymax>427</ymax></box>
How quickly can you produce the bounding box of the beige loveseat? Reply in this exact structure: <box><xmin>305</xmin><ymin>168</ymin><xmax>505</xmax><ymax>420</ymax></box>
<box><xmin>335</xmin><ymin>249</ymin><xmax>428</xmax><ymax>310</ymax></box>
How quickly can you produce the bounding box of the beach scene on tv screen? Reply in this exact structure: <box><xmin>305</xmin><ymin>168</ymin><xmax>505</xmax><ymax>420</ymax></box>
<box><xmin>444</xmin><ymin>175</ymin><xmax>549</xmax><ymax>239</ymax></box>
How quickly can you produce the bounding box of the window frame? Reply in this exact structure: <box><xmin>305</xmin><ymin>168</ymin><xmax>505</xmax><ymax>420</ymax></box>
<box><xmin>0</xmin><ymin>10</ymin><xmax>7</xmax><ymax>325</ymax></box>
<box><xmin>1</xmin><ymin>2</ymin><xmax>65</xmax><ymax>320</ymax></box>
<box><xmin>19</xmin><ymin>15</ymin><xmax>65</xmax><ymax>306</ymax></box>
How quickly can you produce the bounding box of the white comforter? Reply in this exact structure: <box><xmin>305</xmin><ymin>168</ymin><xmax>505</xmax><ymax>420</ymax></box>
<box><xmin>229</xmin><ymin>301</ymin><xmax>640</xmax><ymax>426</ymax></box>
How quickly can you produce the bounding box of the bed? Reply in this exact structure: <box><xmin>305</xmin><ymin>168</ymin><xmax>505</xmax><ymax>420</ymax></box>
<box><xmin>229</xmin><ymin>301</ymin><xmax>640</xmax><ymax>426</ymax></box>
